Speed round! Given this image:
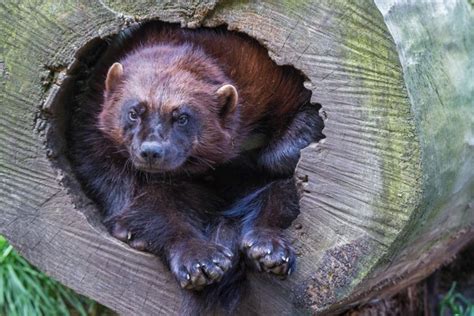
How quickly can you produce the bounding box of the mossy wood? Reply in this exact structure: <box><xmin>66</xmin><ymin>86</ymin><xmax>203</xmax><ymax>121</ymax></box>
<box><xmin>0</xmin><ymin>1</ymin><xmax>472</xmax><ymax>314</ymax></box>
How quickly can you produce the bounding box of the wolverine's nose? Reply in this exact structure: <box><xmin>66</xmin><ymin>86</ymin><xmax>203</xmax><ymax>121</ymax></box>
<box><xmin>140</xmin><ymin>141</ymin><xmax>164</xmax><ymax>162</ymax></box>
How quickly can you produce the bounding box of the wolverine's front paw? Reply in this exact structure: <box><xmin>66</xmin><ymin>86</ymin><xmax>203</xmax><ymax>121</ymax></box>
<box><xmin>241</xmin><ymin>229</ymin><xmax>295</xmax><ymax>277</ymax></box>
<box><xmin>104</xmin><ymin>218</ymin><xmax>148</xmax><ymax>251</ymax></box>
<box><xmin>170</xmin><ymin>241</ymin><xmax>234</xmax><ymax>291</ymax></box>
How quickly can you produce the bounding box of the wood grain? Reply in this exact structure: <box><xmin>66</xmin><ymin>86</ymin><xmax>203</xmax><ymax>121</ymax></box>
<box><xmin>0</xmin><ymin>0</ymin><xmax>472</xmax><ymax>315</ymax></box>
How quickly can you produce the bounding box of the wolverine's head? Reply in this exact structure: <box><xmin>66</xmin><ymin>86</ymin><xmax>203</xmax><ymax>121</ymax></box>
<box><xmin>98</xmin><ymin>45</ymin><xmax>240</xmax><ymax>174</ymax></box>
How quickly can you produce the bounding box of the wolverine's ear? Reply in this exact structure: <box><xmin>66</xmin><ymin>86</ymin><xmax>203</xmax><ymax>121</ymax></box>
<box><xmin>216</xmin><ymin>84</ymin><xmax>238</xmax><ymax>117</ymax></box>
<box><xmin>105</xmin><ymin>62</ymin><xmax>123</xmax><ymax>94</ymax></box>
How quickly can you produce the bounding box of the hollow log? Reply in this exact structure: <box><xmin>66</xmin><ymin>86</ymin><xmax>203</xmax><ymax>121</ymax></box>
<box><xmin>0</xmin><ymin>1</ymin><xmax>472</xmax><ymax>315</ymax></box>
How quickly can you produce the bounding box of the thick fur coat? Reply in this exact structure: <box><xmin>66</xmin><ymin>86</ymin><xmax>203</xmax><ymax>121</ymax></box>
<box><xmin>67</xmin><ymin>22</ymin><xmax>324</xmax><ymax>315</ymax></box>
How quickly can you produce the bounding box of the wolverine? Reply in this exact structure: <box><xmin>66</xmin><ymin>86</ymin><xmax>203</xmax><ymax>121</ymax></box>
<box><xmin>68</xmin><ymin>22</ymin><xmax>324</xmax><ymax>314</ymax></box>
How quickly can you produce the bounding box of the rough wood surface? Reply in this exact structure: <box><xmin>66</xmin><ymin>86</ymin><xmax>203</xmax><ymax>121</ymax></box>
<box><xmin>0</xmin><ymin>1</ymin><xmax>472</xmax><ymax>315</ymax></box>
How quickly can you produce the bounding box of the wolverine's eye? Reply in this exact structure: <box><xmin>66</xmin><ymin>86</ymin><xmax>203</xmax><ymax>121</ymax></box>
<box><xmin>128</xmin><ymin>110</ymin><xmax>138</xmax><ymax>121</ymax></box>
<box><xmin>177</xmin><ymin>114</ymin><xmax>189</xmax><ymax>126</ymax></box>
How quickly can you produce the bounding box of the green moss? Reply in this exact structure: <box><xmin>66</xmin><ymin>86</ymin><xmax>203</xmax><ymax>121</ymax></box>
<box><xmin>375</xmin><ymin>0</ymin><xmax>474</xmax><ymax>245</ymax></box>
<box><xmin>278</xmin><ymin>0</ymin><xmax>308</xmax><ymax>11</ymax></box>
<box><xmin>0</xmin><ymin>3</ymin><xmax>119</xmax><ymax>312</ymax></box>
<box><xmin>338</xmin><ymin>1</ymin><xmax>422</xmax><ymax>294</ymax></box>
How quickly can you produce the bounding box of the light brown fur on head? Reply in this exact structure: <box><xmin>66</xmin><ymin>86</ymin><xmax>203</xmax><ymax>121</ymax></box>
<box><xmin>98</xmin><ymin>44</ymin><xmax>241</xmax><ymax>173</ymax></box>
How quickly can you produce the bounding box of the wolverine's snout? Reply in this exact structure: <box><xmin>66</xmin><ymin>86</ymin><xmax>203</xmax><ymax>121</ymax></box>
<box><xmin>139</xmin><ymin>141</ymin><xmax>164</xmax><ymax>162</ymax></box>
<box><xmin>133</xmin><ymin>139</ymin><xmax>187</xmax><ymax>173</ymax></box>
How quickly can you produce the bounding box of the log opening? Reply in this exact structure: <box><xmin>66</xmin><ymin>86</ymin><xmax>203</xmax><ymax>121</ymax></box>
<box><xmin>43</xmin><ymin>21</ymin><xmax>326</xmax><ymax>236</ymax></box>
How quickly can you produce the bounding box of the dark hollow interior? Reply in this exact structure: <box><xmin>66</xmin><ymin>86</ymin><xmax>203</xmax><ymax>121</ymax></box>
<box><xmin>46</xmin><ymin>21</ymin><xmax>325</xmax><ymax>233</ymax></box>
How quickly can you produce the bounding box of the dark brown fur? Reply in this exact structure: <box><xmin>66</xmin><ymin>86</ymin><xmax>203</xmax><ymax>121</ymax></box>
<box><xmin>67</xmin><ymin>22</ymin><xmax>324</xmax><ymax>315</ymax></box>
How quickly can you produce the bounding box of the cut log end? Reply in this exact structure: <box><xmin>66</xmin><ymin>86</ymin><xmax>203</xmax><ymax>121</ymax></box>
<box><xmin>0</xmin><ymin>1</ymin><xmax>472</xmax><ymax>315</ymax></box>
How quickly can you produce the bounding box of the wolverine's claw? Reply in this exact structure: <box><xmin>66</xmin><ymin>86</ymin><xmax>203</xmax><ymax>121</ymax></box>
<box><xmin>107</xmin><ymin>220</ymin><xmax>148</xmax><ymax>251</ymax></box>
<box><xmin>243</xmin><ymin>241</ymin><xmax>255</xmax><ymax>249</ymax></box>
<box><xmin>241</xmin><ymin>230</ymin><xmax>295</xmax><ymax>277</ymax></box>
<box><xmin>170</xmin><ymin>242</ymin><xmax>235</xmax><ymax>291</ymax></box>
<box><xmin>223</xmin><ymin>248</ymin><xmax>234</xmax><ymax>258</ymax></box>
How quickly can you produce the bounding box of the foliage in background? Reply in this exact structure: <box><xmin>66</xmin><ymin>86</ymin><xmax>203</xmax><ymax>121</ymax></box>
<box><xmin>0</xmin><ymin>235</ymin><xmax>107</xmax><ymax>316</ymax></box>
<box><xmin>439</xmin><ymin>282</ymin><xmax>474</xmax><ymax>316</ymax></box>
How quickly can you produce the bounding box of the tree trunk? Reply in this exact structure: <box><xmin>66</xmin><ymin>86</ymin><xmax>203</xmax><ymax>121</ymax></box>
<box><xmin>0</xmin><ymin>1</ymin><xmax>472</xmax><ymax>314</ymax></box>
